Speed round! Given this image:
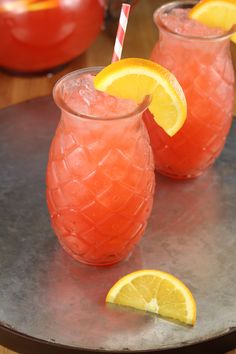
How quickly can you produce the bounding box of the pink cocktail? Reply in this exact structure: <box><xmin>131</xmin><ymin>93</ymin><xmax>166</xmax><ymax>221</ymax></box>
<box><xmin>144</xmin><ymin>1</ymin><xmax>235</xmax><ymax>179</ymax></box>
<box><xmin>46</xmin><ymin>68</ymin><xmax>155</xmax><ymax>266</ymax></box>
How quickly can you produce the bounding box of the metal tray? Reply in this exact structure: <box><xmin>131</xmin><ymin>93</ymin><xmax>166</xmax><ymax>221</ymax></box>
<box><xmin>0</xmin><ymin>97</ymin><xmax>235</xmax><ymax>354</ymax></box>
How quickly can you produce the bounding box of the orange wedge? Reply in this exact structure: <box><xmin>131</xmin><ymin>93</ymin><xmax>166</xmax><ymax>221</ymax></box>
<box><xmin>94</xmin><ymin>58</ymin><xmax>187</xmax><ymax>137</ymax></box>
<box><xmin>0</xmin><ymin>0</ymin><xmax>58</xmax><ymax>13</ymax></box>
<box><xmin>189</xmin><ymin>0</ymin><xmax>236</xmax><ymax>43</ymax></box>
<box><xmin>106</xmin><ymin>270</ymin><xmax>196</xmax><ymax>326</ymax></box>
<box><xmin>28</xmin><ymin>0</ymin><xmax>58</xmax><ymax>12</ymax></box>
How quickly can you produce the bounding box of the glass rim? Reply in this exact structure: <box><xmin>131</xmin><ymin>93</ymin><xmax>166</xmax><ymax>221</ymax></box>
<box><xmin>154</xmin><ymin>0</ymin><xmax>235</xmax><ymax>42</ymax></box>
<box><xmin>53</xmin><ymin>67</ymin><xmax>151</xmax><ymax>121</ymax></box>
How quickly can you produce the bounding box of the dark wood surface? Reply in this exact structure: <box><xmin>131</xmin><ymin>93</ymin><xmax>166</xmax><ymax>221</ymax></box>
<box><xmin>0</xmin><ymin>0</ymin><xmax>235</xmax><ymax>353</ymax></box>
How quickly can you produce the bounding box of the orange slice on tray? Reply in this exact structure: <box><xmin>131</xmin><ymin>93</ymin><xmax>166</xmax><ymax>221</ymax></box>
<box><xmin>106</xmin><ymin>270</ymin><xmax>197</xmax><ymax>325</ymax></box>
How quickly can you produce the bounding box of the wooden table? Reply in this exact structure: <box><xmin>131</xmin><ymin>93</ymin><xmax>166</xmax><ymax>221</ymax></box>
<box><xmin>0</xmin><ymin>0</ymin><xmax>235</xmax><ymax>353</ymax></box>
<box><xmin>0</xmin><ymin>0</ymin><xmax>236</xmax><ymax>111</ymax></box>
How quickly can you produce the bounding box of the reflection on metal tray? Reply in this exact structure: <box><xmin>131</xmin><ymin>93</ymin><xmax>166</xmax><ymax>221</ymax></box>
<box><xmin>0</xmin><ymin>97</ymin><xmax>235</xmax><ymax>354</ymax></box>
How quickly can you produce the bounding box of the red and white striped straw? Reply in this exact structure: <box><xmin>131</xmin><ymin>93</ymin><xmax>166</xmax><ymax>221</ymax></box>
<box><xmin>111</xmin><ymin>3</ymin><xmax>131</xmax><ymax>63</ymax></box>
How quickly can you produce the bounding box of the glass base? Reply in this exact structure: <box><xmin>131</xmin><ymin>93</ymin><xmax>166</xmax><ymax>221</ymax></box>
<box><xmin>58</xmin><ymin>237</ymin><xmax>133</xmax><ymax>267</ymax></box>
<box><xmin>157</xmin><ymin>169</ymin><xmax>205</xmax><ymax>180</ymax></box>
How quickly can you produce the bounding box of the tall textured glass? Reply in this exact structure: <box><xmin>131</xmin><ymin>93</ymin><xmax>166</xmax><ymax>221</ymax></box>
<box><xmin>144</xmin><ymin>1</ymin><xmax>235</xmax><ymax>179</ymax></box>
<box><xmin>46</xmin><ymin>68</ymin><xmax>155</xmax><ymax>266</ymax></box>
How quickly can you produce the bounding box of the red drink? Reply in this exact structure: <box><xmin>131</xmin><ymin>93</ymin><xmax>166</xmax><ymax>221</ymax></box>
<box><xmin>46</xmin><ymin>68</ymin><xmax>155</xmax><ymax>266</ymax></box>
<box><xmin>144</xmin><ymin>1</ymin><xmax>235</xmax><ymax>178</ymax></box>
<box><xmin>0</xmin><ymin>0</ymin><xmax>104</xmax><ymax>73</ymax></box>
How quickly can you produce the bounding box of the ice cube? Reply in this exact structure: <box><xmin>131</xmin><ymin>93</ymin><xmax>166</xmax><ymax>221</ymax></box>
<box><xmin>62</xmin><ymin>74</ymin><xmax>138</xmax><ymax>119</ymax></box>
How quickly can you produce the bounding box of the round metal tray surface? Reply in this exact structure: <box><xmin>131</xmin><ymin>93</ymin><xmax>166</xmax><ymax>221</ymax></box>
<box><xmin>0</xmin><ymin>97</ymin><xmax>235</xmax><ymax>354</ymax></box>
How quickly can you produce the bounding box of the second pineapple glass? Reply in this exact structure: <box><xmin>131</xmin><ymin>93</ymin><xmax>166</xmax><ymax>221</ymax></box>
<box><xmin>144</xmin><ymin>1</ymin><xmax>235</xmax><ymax>179</ymax></box>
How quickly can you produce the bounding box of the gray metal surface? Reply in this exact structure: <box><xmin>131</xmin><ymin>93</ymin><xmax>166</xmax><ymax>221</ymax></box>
<box><xmin>0</xmin><ymin>96</ymin><xmax>235</xmax><ymax>352</ymax></box>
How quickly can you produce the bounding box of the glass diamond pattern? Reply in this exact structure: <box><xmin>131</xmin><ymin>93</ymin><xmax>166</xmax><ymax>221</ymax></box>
<box><xmin>47</xmin><ymin>115</ymin><xmax>155</xmax><ymax>265</ymax></box>
<box><xmin>147</xmin><ymin>30</ymin><xmax>235</xmax><ymax>178</ymax></box>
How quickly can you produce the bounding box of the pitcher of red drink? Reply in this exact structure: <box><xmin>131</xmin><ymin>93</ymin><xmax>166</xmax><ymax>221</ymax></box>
<box><xmin>144</xmin><ymin>1</ymin><xmax>235</xmax><ymax>179</ymax></box>
<box><xmin>0</xmin><ymin>0</ymin><xmax>104</xmax><ymax>73</ymax></box>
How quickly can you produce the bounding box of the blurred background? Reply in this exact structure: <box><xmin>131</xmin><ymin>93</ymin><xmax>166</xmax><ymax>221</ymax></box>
<box><xmin>0</xmin><ymin>0</ymin><xmax>235</xmax><ymax>111</ymax></box>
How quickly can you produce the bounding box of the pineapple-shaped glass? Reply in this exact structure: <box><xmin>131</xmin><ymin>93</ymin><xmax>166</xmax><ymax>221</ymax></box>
<box><xmin>144</xmin><ymin>1</ymin><xmax>235</xmax><ymax>179</ymax></box>
<box><xmin>46</xmin><ymin>68</ymin><xmax>155</xmax><ymax>266</ymax></box>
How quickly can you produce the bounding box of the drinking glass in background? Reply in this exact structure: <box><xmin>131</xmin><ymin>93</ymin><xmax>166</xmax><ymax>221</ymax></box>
<box><xmin>46</xmin><ymin>68</ymin><xmax>155</xmax><ymax>266</ymax></box>
<box><xmin>144</xmin><ymin>0</ymin><xmax>235</xmax><ymax>179</ymax></box>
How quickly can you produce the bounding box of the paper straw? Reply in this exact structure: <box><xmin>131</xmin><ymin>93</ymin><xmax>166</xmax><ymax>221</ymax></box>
<box><xmin>111</xmin><ymin>3</ymin><xmax>131</xmax><ymax>63</ymax></box>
